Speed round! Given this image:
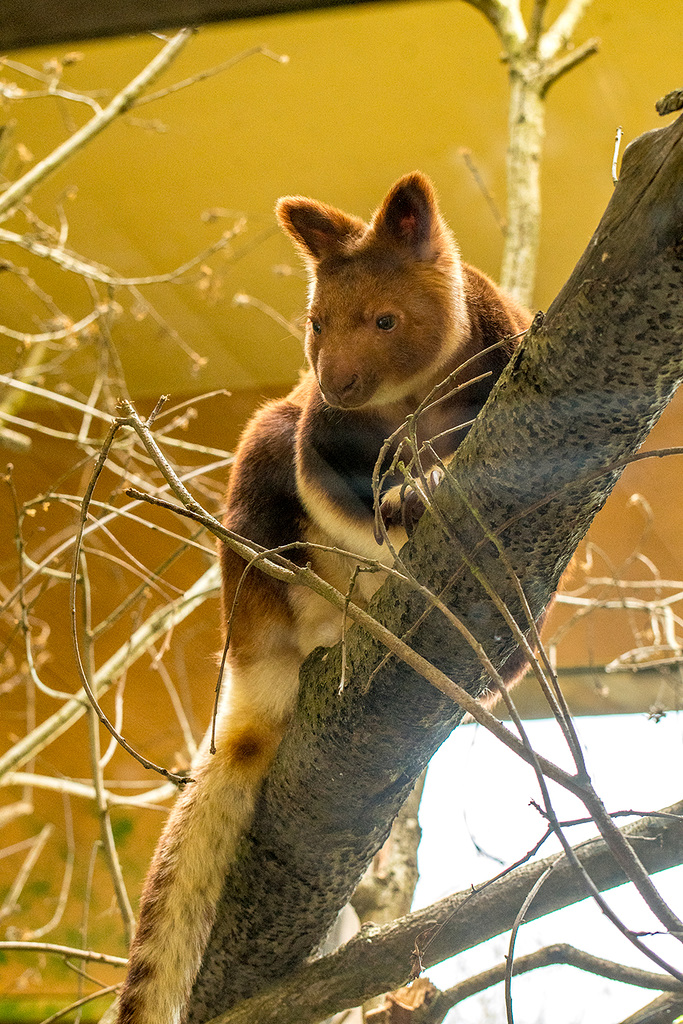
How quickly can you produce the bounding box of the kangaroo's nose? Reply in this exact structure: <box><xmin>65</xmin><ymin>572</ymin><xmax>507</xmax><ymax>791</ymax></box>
<box><xmin>319</xmin><ymin>373</ymin><xmax>359</xmax><ymax>408</ymax></box>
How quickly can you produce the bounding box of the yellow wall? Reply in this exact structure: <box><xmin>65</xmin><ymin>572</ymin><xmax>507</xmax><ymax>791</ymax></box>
<box><xmin>3</xmin><ymin>1</ymin><xmax>680</xmax><ymax>397</ymax></box>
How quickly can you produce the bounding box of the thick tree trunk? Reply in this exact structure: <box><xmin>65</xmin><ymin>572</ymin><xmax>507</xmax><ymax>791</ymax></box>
<box><xmin>184</xmin><ymin>110</ymin><xmax>683</xmax><ymax>1023</ymax></box>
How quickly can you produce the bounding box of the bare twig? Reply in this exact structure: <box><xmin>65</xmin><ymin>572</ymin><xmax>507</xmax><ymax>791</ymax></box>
<box><xmin>20</xmin><ymin>794</ymin><xmax>75</xmax><ymax>940</ymax></box>
<box><xmin>0</xmin><ymin>940</ymin><xmax>127</xmax><ymax>966</ymax></box>
<box><xmin>539</xmin><ymin>37</ymin><xmax>600</xmax><ymax>93</ymax></box>
<box><xmin>0</xmin><ymin>772</ymin><xmax>175</xmax><ymax>808</ymax></box>
<box><xmin>0</xmin><ymin>29</ymin><xmax>194</xmax><ymax>219</ymax></box>
<box><xmin>0</xmin><ymin>564</ymin><xmax>220</xmax><ymax>778</ymax></box>
<box><xmin>463</xmin><ymin>0</ymin><xmax>527</xmax><ymax>52</ymax></box>
<box><xmin>0</xmin><ymin>824</ymin><xmax>52</xmax><ymax>921</ymax></box>
<box><xmin>528</xmin><ymin>0</ymin><xmax>548</xmax><ymax>50</ymax></box>
<box><xmin>0</xmin><ymin>801</ymin><xmax>33</xmax><ymax>827</ymax></box>
<box><xmin>80</xmin><ymin>555</ymin><xmax>136</xmax><ymax>944</ymax></box>
<box><xmin>69</xmin><ymin>421</ymin><xmax>194</xmax><ymax>783</ymax></box>
<box><xmin>505</xmin><ymin>866</ymin><xmax>554</xmax><ymax>1024</ymax></box>
<box><xmin>36</xmin><ymin>983</ymin><xmax>121</xmax><ymax>1024</ymax></box>
<box><xmin>0</xmin><ymin>222</ymin><xmax>241</xmax><ymax>287</ymax></box>
<box><xmin>232</xmin><ymin>292</ymin><xmax>305</xmax><ymax>341</ymax></box>
<box><xmin>134</xmin><ymin>45</ymin><xmax>289</xmax><ymax>107</ymax></box>
<box><xmin>539</xmin><ymin>0</ymin><xmax>595</xmax><ymax>59</ymax></box>
<box><xmin>458</xmin><ymin>148</ymin><xmax>507</xmax><ymax>234</ymax></box>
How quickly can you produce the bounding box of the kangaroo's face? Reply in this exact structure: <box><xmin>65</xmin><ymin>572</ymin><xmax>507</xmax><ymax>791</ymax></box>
<box><xmin>306</xmin><ymin>254</ymin><xmax>452</xmax><ymax>408</ymax></box>
<box><xmin>277</xmin><ymin>173</ymin><xmax>470</xmax><ymax>410</ymax></box>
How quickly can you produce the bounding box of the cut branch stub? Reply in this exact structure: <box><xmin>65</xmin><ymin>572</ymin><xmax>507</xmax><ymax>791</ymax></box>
<box><xmin>185</xmin><ymin>111</ymin><xmax>683</xmax><ymax>1023</ymax></box>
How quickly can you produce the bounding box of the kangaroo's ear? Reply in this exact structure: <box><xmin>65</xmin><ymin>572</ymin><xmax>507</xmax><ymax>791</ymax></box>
<box><xmin>276</xmin><ymin>197</ymin><xmax>366</xmax><ymax>263</ymax></box>
<box><xmin>372</xmin><ymin>173</ymin><xmax>443</xmax><ymax>258</ymax></box>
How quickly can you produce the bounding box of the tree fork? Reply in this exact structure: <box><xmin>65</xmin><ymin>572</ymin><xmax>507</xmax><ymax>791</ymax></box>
<box><xmin>468</xmin><ymin>0</ymin><xmax>599</xmax><ymax>305</ymax></box>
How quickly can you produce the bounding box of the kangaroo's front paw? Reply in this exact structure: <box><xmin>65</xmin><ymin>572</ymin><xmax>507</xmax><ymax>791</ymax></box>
<box><xmin>377</xmin><ymin>468</ymin><xmax>443</xmax><ymax>542</ymax></box>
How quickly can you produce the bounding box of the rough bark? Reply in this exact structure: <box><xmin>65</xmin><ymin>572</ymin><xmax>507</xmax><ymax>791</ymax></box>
<box><xmin>183</xmin><ymin>111</ymin><xmax>683</xmax><ymax>1023</ymax></box>
<box><xmin>352</xmin><ymin>772</ymin><xmax>425</xmax><ymax>927</ymax></box>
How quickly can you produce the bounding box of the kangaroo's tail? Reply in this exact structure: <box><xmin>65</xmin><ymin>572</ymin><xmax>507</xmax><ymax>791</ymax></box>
<box><xmin>116</xmin><ymin>713</ymin><xmax>284</xmax><ymax>1024</ymax></box>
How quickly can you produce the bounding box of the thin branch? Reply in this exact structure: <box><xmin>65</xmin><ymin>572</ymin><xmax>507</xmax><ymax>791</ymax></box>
<box><xmin>613</xmin><ymin>125</ymin><xmax>624</xmax><ymax>184</ymax></box>
<box><xmin>462</xmin><ymin>0</ymin><xmax>527</xmax><ymax>52</ymax></box>
<box><xmin>69</xmin><ymin>421</ymin><xmax>194</xmax><ymax>784</ymax></box>
<box><xmin>0</xmin><ymin>774</ymin><xmax>175</xmax><ymax>808</ymax></box>
<box><xmin>78</xmin><ymin>838</ymin><xmax>101</xmax><ymax>1011</ymax></box>
<box><xmin>505</xmin><ymin>866</ymin><xmax>555</xmax><ymax>1023</ymax></box>
<box><xmin>0</xmin><ymin>940</ymin><xmax>127</xmax><ymax>966</ymax></box>
<box><xmin>134</xmin><ymin>45</ymin><xmax>289</xmax><ymax>107</ymax></box>
<box><xmin>232</xmin><ymin>292</ymin><xmax>305</xmax><ymax>341</ymax></box>
<box><xmin>21</xmin><ymin>794</ymin><xmax>75</xmax><ymax>940</ymax></box>
<box><xmin>148</xmin><ymin>644</ymin><xmax>199</xmax><ymax>760</ymax></box>
<box><xmin>0</xmin><ymin>29</ymin><xmax>194</xmax><ymax>219</ymax></box>
<box><xmin>0</xmin><ymin>800</ymin><xmax>32</xmax><ymax>827</ymax></box>
<box><xmin>421</xmin><ymin>943</ymin><xmax>683</xmax><ymax>1024</ymax></box>
<box><xmin>0</xmin><ymin>308</ymin><xmax>102</xmax><ymax>344</ymax></box>
<box><xmin>35</xmin><ymin>983</ymin><xmax>121</xmax><ymax>1024</ymax></box>
<box><xmin>458</xmin><ymin>148</ymin><xmax>507</xmax><ymax>234</ymax></box>
<box><xmin>0</xmin><ymin>373</ymin><xmax>234</xmax><ymax>457</ymax></box>
<box><xmin>528</xmin><ymin>0</ymin><xmax>548</xmax><ymax>50</ymax></box>
<box><xmin>80</xmin><ymin>555</ymin><xmax>136</xmax><ymax>945</ymax></box>
<box><xmin>0</xmin><ymin>563</ymin><xmax>220</xmax><ymax>778</ymax></box>
<box><xmin>0</xmin><ymin>222</ymin><xmax>240</xmax><ymax>287</ymax></box>
<box><xmin>4</xmin><ymin>467</ymin><xmax>74</xmax><ymax>701</ymax></box>
<box><xmin>540</xmin><ymin>37</ymin><xmax>600</xmax><ymax>94</ymax></box>
<box><xmin>0</xmin><ymin>824</ymin><xmax>52</xmax><ymax>921</ymax></box>
<box><xmin>539</xmin><ymin>0</ymin><xmax>595</xmax><ymax>60</ymax></box>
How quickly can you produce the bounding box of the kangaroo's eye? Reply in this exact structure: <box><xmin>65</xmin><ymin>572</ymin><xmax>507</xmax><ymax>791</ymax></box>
<box><xmin>310</xmin><ymin>320</ymin><xmax>322</xmax><ymax>335</ymax></box>
<box><xmin>376</xmin><ymin>314</ymin><xmax>396</xmax><ymax>331</ymax></box>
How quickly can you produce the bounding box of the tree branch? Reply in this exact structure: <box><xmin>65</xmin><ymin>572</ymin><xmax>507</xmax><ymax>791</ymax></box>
<box><xmin>0</xmin><ymin>941</ymin><xmax>127</xmax><ymax>967</ymax></box>
<box><xmin>206</xmin><ymin>800</ymin><xmax>683</xmax><ymax>1024</ymax></box>
<box><xmin>461</xmin><ymin>0</ymin><xmax>527</xmax><ymax>53</ymax></box>
<box><xmin>539</xmin><ymin>0</ymin><xmax>594</xmax><ymax>60</ymax></box>
<box><xmin>540</xmin><ymin>36</ymin><xmax>601</xmax><ymax>94</ymax></box>
<box><xmin>619</xmin><ymin>992</ymin><xmax>683</xmax><ymax>1024</ymax></box>
<box><xmin>0</xmin><ymin>771</ymin><xmax>175</xmax><ymax>808</ymax></box>
<box><xmin>417</xmin><ymin>943</ymin><xmax>683</xmax><ymax>1024</ymax></box>
<box><xmin>0</xmin><ymin>29</ymin><xmax>194</xmax><ymax>219</ymax></box>
<box><xmin>465</xmin><ymin>0</ymin><xmax>598</xmax><ymax>304</ymax></box>
<box><xmin>0</xmin><ymin>563</ymin><xmax>220</xmax><ymax>778</ymax></box>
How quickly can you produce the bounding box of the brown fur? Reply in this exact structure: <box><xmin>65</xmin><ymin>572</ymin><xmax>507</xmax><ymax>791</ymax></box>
<box><xmin>116</xmin><ymin>173</ymin><xmax>532</xmax><ymax>1024</ymax></box>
